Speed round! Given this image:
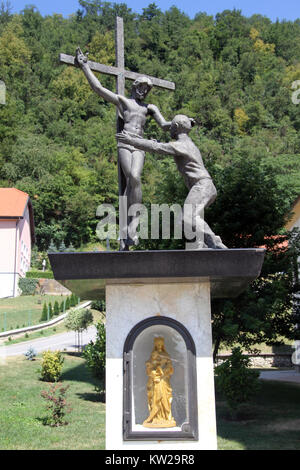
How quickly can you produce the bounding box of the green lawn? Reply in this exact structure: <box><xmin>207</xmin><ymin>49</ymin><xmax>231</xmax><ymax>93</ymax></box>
<box><xmin>1</xmin><ymin>353</ymin><xmax>299</xmax><ymax>450</ymax></box>
<box><xmin>0</xmin><ymin>295</ymin><xmax>69</xmax><ymax>332</ymax></box>
<box><xmin>0</xmin><ymin>353</ymin><xmax>105</xmax><ymax>450</ymax></box>
<box><xmin>3</xmin><ymin>310</ymin><xmax>104</xmax><ymax>346</ymax></box>
<box><xmin>217</xmin><ymin>379</ymin><xmax>300</xmax><ymax>450</ymax></box>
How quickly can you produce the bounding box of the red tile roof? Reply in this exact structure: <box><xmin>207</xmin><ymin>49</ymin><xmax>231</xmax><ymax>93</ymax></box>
<box><xmin>0</xmin><ymin>188</ymin><xmax>35</xmax><ymax>242</ymax></box>
<box><xmin>0</xmin><ymin>188</ymin><xmax>29</xmax><ymax>218</ymax></box>
<box><xmin>259</xmin><ymin>235</ymin><xmax>288</xmax><ymax>250</ymax></box>
<box><xmin>286</xmin><ymin>195</ymin><xmax>300</xmax><ymax>231</ymax></box>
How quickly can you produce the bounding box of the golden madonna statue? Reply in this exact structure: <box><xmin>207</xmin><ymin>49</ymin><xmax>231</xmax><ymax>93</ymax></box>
<box><xmin>143</xmin><ymin>337</ymin><xmax>176</xmax><ymax>428</ymax></box>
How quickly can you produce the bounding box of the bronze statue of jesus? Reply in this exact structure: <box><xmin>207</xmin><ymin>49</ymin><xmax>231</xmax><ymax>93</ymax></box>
<box><xmin>76</xmin><ymin>48</ymin><xmax>171</xmax><ymax>250</ymax></box>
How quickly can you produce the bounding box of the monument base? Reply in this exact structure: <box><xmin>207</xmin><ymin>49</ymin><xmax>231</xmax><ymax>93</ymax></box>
<box><xmin>49</xmin><ymin>249</ymin><xmax>265</xmax><ymax>451</ymax></box>
<box><xmin>106</xmin><ymin>279</ymin><xmax>217</xmax><ymax>450</ymax></box>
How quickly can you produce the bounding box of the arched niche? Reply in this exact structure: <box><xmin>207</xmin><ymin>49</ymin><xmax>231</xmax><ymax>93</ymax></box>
<box><xmin>123</xmin><ymin>316</ymin><xmax>198</xmax><ymax>441</ymax></box>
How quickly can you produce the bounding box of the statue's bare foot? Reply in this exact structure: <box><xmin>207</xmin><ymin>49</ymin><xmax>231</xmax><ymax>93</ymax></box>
<box><xmin>126</xmin><ymin>235</ymin><xmax>139</xmax><ymax>246</ymax></box>
<box><xmin>214</xmin><ymin>236</ymin><xmax>227</xmax><ymax>249</ymax></box>
<box><xmin>119</xmin><ymin>239</ymin><xmax>129</xmax><ymax>251</ymax></box>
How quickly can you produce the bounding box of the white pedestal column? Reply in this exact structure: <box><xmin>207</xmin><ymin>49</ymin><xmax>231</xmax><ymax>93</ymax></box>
<box><xmin>106</xmin><ymin>280</ymin><xmax>217</xmax><ymax>450</ymax></box>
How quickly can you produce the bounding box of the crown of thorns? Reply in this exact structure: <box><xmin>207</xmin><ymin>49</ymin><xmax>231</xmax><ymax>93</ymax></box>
<box><xmin>132</xmin><ymin>76</ymin><xmax>153</xmax><ymax>89</ymax></box>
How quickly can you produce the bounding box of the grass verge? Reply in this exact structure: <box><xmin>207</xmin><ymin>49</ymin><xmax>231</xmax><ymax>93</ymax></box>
<box><xmin>0</xmin><ymin>353</ymin><xmax>105</xmax><ymax>450</ymax></box>
<box><xmin>3</xmin><ymin>310</ymin><xmax>104</xmax><ymax>346</ymax></box>
<box><xmin>1</xmin><ymin>356</ymin><xmax>299</xmax><ymax>450</ymax></box>
<box><xmin>0</xmin><ymin>295</ymin><xmax>69</xmax><ymax>332</ymax></box>
<box><xmin>217</xmin><ymin>378</ymin><xmax>300</xmax><ymax>450</ymax></box>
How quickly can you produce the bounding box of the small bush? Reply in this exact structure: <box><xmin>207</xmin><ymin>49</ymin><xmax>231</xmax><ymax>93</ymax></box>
<box><xmin>18</xmin><ymin>278</ymin><xmax>39</xmax><ymax>295</ymax></box>
<box><xmin>83</xmin><ymin>322</ymin><xmax>106</xmax><ymax>382</ymax></box>
<box><xmin>70</xmin><ymin>293</ymin><xmax>78</xmax><ymax>307</ymax></box>
<box><xmin>41</xmin><ymin>383</ymin><xmax>71</xmax><ymax>426</ymax></box>
<box><xmin>215</xmin><ymin>347</ymin><xmax>260</xmax><ymax>415</ymax></box>
<box><xmin>41</xmin><ymin>303</ymin><xmax>48</xmax><ymax>322</ymax></box>
<box><xmin>24</xmin><ymin>346</ymin><xmax>37</xmax><ymax>361</ymax></box>
<box><xmin>91</xmin><ymin>300</ymin><xmax>106</xmax><ymax>312</ymax></box>
<box><xmin>39</xmin><ymin>350</ymin><xmax>64</xmax><ymax>382</ymax></box>
<box><xmin>65</xmin><ymin>297</ymin><xmax>70</xmax><ymax>310</ymax></box>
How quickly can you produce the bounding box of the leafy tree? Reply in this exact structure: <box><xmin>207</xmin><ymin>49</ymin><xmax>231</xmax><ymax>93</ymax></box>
<box><xmin>41</xmin><ymin>383</ymin><xmax>71</xmax><ymax>426</ymax></box>
<box><xmin>39</xmin><ymin>350</ymin><xmax>64</xmax><ymax>382</ymax></box>
<box><xmin>0</xmin><ymin>1</ymin><xmax>12</xmax><ymax>29</ymax></box>
<box><xmin>65</xmin><ymin>307</ymin><xmax>93</xmax><ymax>350</ymax></box>
<box><xmin>0</xmin><ymin>3</ymin><xmax>300</xmax><ymax>355</ymax></box>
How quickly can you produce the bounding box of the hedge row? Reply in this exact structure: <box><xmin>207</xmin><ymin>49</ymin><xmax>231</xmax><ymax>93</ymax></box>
<box><xmin>40</xmin><ymin>294</ymin><xmax>80</xmax><ymax>322</ymax></box>
<box><xmin>18</xmin><ymin>278</ymin><xmax>39</xmax><ymax>295</ymax></box>
<box><xmin>26</xmin><ymin>271</ymin><xmax>54</xmax><ymax>279</ymax></box>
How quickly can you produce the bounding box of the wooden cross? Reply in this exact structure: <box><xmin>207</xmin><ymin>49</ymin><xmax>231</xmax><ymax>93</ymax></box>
<box><xmin>60</xmin><ymin>17</ymin><xmax>176</xmax><ymax>243</ymax></box>
<box><xmin>59</xmin><ymin>17</ymin><xmax>175</xmax><ymax>96</ymax></box>
<box><xmin>0</xmin><ymin>80</ymin><xmax>5</xmax><ymax>105</ymax></box>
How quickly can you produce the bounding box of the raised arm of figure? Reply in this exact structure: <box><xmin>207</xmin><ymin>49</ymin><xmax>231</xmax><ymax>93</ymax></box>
<box><xmin>148</xmin><ymin>104</ymin><xmax>171</xmax><ymax>131</ymax></box>
<box><xmin>76</xmin><ymin>48</ymin><xmax>120</xmax><ymax>107</ymax></box>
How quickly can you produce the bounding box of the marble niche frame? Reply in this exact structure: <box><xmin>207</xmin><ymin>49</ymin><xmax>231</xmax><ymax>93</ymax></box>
<box><xmin>123</xmin><ymin>316</ymin><xmax>198</xmax><ymax>441</ymax></box>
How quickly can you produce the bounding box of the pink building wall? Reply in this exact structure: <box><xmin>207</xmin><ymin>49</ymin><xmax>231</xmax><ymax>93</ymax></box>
<box><xmin>0</xmin><ymin>206</ymin><xmax>32</xmax><ymax>298</ymax></box>
<box><xmin>17</xmin><ymin>206</ymin><xmax>32</xmax><ymax>278</ymax></box>
<box><xmin>0</xmin><ymin>219</ymin><xmax>18</xmax><ymax>273</ymax></box>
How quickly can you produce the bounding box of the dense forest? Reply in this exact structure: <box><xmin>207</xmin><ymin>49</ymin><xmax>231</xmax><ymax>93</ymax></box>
<box><xmin>1</xmin><ymin>0</ymin><xmax>300</xmax><ymax>352</ymax></box>
<box><xmin>0</xmin><ymin>0</ymin><xmax>300</xmax><ymax>251</ymax></box>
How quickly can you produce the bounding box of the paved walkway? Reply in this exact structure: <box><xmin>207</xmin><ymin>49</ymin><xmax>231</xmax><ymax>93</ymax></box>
<box><xmin>0</xmin><ymin>325</ymin><xmax>96</xmax><ymax>358</ymax></box>
<box><xmin>260</xmin><ymin>370</ymin><xmax>300</xmax><ymax>384</ymax></box>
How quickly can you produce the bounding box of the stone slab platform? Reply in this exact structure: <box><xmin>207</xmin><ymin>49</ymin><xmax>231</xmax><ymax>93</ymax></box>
<box><xmin>49</xmin><ymin>248</ymin><xmax>265</xmax><ymax>300</ymax></box>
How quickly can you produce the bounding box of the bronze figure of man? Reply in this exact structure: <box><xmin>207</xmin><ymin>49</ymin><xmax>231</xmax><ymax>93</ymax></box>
<box><xmin>75</xmin><ymin>48</ymin><xmax>171</xmax><ymax>250</ymax></box>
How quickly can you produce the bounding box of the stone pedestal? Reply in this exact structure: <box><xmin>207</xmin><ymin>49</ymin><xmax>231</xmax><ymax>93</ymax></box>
<box><xmin>106</xmin><ymin>280</ymin><xmax>216</xmax><ymax>450</ymax></box>
<box><xmin>49</xmin><ymin>249</ymin><xmax>265</xmax><ymax>451</ymax></box>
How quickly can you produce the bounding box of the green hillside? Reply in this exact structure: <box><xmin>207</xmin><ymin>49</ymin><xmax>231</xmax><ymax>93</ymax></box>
<box><xmin>0</xmin><ymin>1</ymin><xmax>300</xmax><ymax>250</ymax></box>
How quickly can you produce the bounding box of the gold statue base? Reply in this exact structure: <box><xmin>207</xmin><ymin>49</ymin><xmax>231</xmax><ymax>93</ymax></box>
<box><xmin>143</xmin><ymin>419</ymin><xmax>177</xmax><ymax>428</ymax></box>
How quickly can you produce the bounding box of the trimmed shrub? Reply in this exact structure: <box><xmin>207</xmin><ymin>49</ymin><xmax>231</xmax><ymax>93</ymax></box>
<box><xmin>18</xmin><ymin>278</ymin><xmax>39</xmax><ymax>295</ymax></box>
<box><xmin>48</xmin><ymin>303</ymin><xmax>53</xmax><ymax>319</ymax></box>
<box><xmin>65</xmin><ymin>308</ymin><xmax>93</xmax><ymax>333</ymax></box>
<box><xmin>65</xmin><ymin>297</ymin><xmax>70</xmax><ymax>310</ymax></box>
<box><xmin>54</xmin><ymin>301</ymin><xmax>60</xmax><ymax>316</ymax></box>
<box><xmin>26</xmin><ymin>271</ymin><xmax>54</xmax><ymax>279</ymax></box>
<box><xmin>41</xmin><ymin>302</ymin><xmax>48</xmax><ymax>322</ymax></box>
<box><xmin>215</xmin><ymin>347</ymin><xmax>260</xmax><ymax>412</ymax></box>
<box><xmin>39</xmin><ymin>350</ymin><xmax>64</xmax><ymax>382</ymax></box>
<box><xmin>70</xmin><ymin>293</ymin><xmax>78</xmax><ymax>307</ymax></box>
<box><xmin>91</xmin><ymin>300</ymin><xmax>106</xmax><ymax>312</ymax></box>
